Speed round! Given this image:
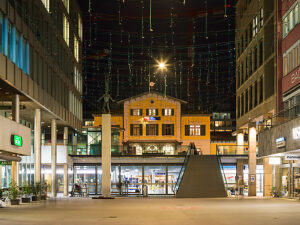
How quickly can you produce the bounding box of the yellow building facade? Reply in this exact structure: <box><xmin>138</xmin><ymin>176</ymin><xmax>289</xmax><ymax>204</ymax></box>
<box><xmin>94</xmin><ymin>92</ymin><xmax>211</xmax><ymax>155</ymax></box>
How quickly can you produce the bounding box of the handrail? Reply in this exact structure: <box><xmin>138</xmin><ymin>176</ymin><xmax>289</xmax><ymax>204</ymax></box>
<box><xmin>216</xmin><ymin>148</ymin><xmax>228</xmax><ymax>190</ymax></box>
<box><xmin>174</xmin><ymin>145</ymin><xmax>191</xmax><ymax>194</ymax></box>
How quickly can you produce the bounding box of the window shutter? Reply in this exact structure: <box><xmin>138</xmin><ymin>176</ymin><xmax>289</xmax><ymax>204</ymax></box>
<box><xmin>139</xmin><ymin>124</ymin><xmax>143</xmax><ymax>135</ymax></box>
<box><xmin>155</xmin><ymin>124</ymin><xmax>159</xmax><ymax>135</ymax></box>
<box><xmin>162</xmin><ymin>109</ymin><xmax>165</xmax><ymax>116</ymax></box>
<box><xmin>171</xmin><ymin>124</ymin><xmax>174</xmax><ymax>135</ymax></box>
<box><xmin>146</xmin><ymin>109</ymin><xmax>149</xmax><ymax>116</ymax></box>
<box><xmin>171</xmin><ymin>109</ymin><xmax>174</xmax><ymax>116</ymax></box>
<box><xmin>162</xmin><ymin>124</ymin><xmax>165</xmax><ymax>136</ymax></box>
<box><xmin>155</xmin><ymin>109</ymin><xmax>158</xmax><ymax>116</ymax></box>
<box><xmin>130</xmin><ymin>124</ymin><xmax>133</xmax><ymax>136</ymax></box>
<box><xmin>201</xmin><ymin>125</ymin><xmax>206</xmax><ymax>136</ymax></box>
<box><xmin>130</xmin><ymin>109</ymin><xmax>133</xmax><ymax>116</ymax></box>
<box><xmin>139</xmin><ymin>109</ymin><xmax>143</xmax><ymax>116</ymax></box>
<box><xmin>185</xmin><ymin>125</ymin><xmax>190</xmax><ymax>136</ymax></box>
<box><xmin>146</xmin><ymin>124</ymin><xmax>149</xmax><ymax>136</ymax></box>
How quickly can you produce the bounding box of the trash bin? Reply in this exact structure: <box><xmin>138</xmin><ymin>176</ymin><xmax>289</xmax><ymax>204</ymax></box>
<box><xmin>143</xmin><ymin>185</ymin><xmax>148</xmax><ymax>197</ymax></box>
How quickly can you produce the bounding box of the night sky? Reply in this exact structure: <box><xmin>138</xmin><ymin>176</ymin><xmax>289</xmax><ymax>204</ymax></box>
<box><xmin>78</xmin><ymin>0</ymin><xmax>236</xmax><ymax>119</ymax></box>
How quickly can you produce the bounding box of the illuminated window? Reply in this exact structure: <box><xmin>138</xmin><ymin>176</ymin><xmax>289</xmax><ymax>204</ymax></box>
<box><xmin>78</xmin><ymin>14</ymin><xmax>83</xmax><ymax>40</ymax></box>
<box><xmin>130</xmin><ymin>109</ymin><xmax>142</xmax><ymax>116</ymax></box>
<box><xmin>162</xmin><ymin>108</ymin><xmax>174</xmax><ymax>116</ymax></box>
<box><xmin>62</xmin><ymin>0</ymin><xmax>69</xmax><ymax>13</ymax></box>
<box><xmin>63</xmin><ymin>15</ymin><xmax>69</xmax><ymax>46</ymax></box>
<box><xmin>41</xmin><ymin>0</ymin><xmax>50</xmax><ymax>12</ymax></box>
<box><xmin>146</xmin><ymin>109</ymin><xmax>158</xmax><ymax>116</ymax></box>
<box><xmin>260</xmin><ymin>8</ymin><xmax>263</xmax><ymax>27</ymax></box>
<box><xmin>185</xmin><ymin>125</ymin><xmax>205</xmax><ymax>136</ymax></box>
<box><xmin>74</xmin><ymin>35</ymin><xmax>79</xmax><ymax>61</ymax></box>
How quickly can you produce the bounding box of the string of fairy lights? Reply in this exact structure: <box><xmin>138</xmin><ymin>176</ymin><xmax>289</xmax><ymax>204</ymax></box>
<box><xmin>82</xmin><ymin>0</ymin><xmax>236</xmax><ymax>117</ymax></box>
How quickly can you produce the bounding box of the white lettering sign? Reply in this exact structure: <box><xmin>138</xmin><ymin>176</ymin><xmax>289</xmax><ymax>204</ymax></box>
<box><xmin>285</xmin><ymin>155</ymin><xmax>300</xmax><ymax>161</ymax></box>
<box><xmin>291</xmin><ymin>68</ymin><xmax>300</xmax><ymax>84</ymax></box>
<box><xmin>293</xmin><ymin>127</ymin><xmax>300</xmax><ymax>140</ymax></box>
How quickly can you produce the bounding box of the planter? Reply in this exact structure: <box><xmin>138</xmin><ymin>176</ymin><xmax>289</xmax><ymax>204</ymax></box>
<box><xmin>10</xmin><ymin>199</ymin><xmax>20</xmax><ymax>205</ymax></box>
<box><xmin>31</xmin><ymin>196</ymin><xmax>39</xmax><ymax>201</ymax></box>
<box><xmin>21</xmin><ymin>197</ymin><xmax>31</xmax><ymax>203</ymax></box>
<box><xmin>40</xmin><ymin>195</ymin><xmax>47</xmax><ymax>200</ymax></box>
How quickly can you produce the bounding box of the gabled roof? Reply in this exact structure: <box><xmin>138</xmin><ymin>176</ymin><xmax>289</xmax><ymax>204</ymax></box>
<box><xmin>117</xmin><ymin>91</ymin><xmax>188</xmax><ymax>104</ymax></box>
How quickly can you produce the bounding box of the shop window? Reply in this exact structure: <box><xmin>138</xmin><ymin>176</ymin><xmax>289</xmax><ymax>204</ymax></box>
<box><xmin>162</xmin><ymin>108</ymin><xmax>174</xmax><ymax>116</ymax></box>
<box><xmin>146</xmin><ymin>124</ymin><xmax>158</xmax><ymax>136</ymax></box>
<box><xmin>130</xmin><ymin>109</ymin><xmax>142</xmax><ymax>116</ymax></box>
<box><xmin>146</xmin><ymin>108</ymin><xmax>158</xmax><ymax>116</ymax></box>
<box><xmin>132</xmin><ymin>145</ymin><xmax>143</xmax><ymax>155</ymax></box>
<box><xmin>144</xmin><ymin>166</ymin><xmax>166</xmax><ymax>194</ymax></box>
<box><xmin>162</xmin><ymin>145</ymin><xmax>175</xmax><ymax>155</ymax></box>
<box><xmin>130</xmin><ymin>124</ymin><xmax>142</xmax><ymax>136</ymax></box>
<box><xmin>162</xmin><ymin>124</ymin><xmax>174</xmax><ymax>136</ymax></box>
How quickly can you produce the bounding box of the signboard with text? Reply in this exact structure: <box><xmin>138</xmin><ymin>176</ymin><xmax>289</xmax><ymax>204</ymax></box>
<box><xmin>282</xmin><ymin>67</ymin><xmax>300</xmax><ymax>93</ymax></box>
<box><xmin>11</xmin><ymin>135</ymin><xmax>23</xmax><ymax>147</ymax></box>
<box><xmin>285</xmin><ymin>154</ymin><xmax>300</xmax><ymax>161</ymax></box>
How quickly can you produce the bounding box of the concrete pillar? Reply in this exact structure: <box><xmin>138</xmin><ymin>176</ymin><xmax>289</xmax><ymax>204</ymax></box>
<box><xmin>263</xmin><ymin>158</ymin><xmax>273</xmax><ymax>196</ymax></box>
<box><xmin>34</xmin><ymin>109</ymin><xmax>41</xmax><ymax>184</ymax></box>
<box><xmin>63</xmin><ymin>164</ymin><xmax>68</xmax><ymax>196</ymax></box>
<box><xmin>237</xmin><ymin>159</ymin><xmax>244</xmax><ymax>180</ymax></box>
<box><xmin>72</xmin><ymin>134</ymin><xmax>77</xmax><ymax>154</ymax></box>
<box><xmin>12</xmin><ymin>94</ymin><xmax>20</xmax><ymax>184</ymax></box>
<box><xmin>51</xmin><ymin>119</ymin><xmax>57</xmax><ymax>197</ymax></box>
<box><xmin>236</xmin><ymin>132</ymin><xmax>244</xmax><ymax>154</ymax></box>
<box><xmin>248</xmin><ymin>124</ymin><xmax>257</xmax><ymax>196</ymax></box>
<box><xmin>12</xmin><ymin>94</ymin><xmax>20</xmax><ymax>123</ymax></box>
<box><xmin>101</xmin><ymin>114</ymin><xmax>111</xmax><ymax>197</ymax></box>
<box><xmin>63</xmin><ymin>127</ymin><xmax>68</xmax><ymax>196</ymax></box>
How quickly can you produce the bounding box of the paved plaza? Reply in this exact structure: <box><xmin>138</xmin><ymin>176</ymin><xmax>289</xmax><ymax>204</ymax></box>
<box><xmin>0</xmin><ymin>197</ymin><xmax>300</xmax><ymax>225</ymax></box>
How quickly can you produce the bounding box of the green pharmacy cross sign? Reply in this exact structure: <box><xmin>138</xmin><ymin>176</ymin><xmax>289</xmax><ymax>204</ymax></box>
<box><xmin>11</xmin><ymin>134</ymin><xmax>23</xmax><ymax>147</ymax></box>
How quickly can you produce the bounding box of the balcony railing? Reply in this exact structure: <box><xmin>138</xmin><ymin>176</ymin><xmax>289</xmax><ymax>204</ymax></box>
<box><xmin>68</xmin><ymin>144</ymin><xmax>190</xmax><ymax>157</ymax></box>
<box><xmin>257</xmin><ymin>105</ymin><xmax>300</xmax><ymax>133</ymax></box>
<box><xmin>216</xmin><ymin>145</ymin><xmax>249</xmax><ymax>155</ymax></box>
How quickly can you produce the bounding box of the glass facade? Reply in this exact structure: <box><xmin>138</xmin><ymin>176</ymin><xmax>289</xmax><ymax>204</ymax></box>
<box><xmin>72</xmin><ymin>164</ymin><xmax>181</xmax><ymax>195</ymax></box>
<box><xmin>0</xmin><ymin>11</ymin><xmax>29</xmax><ymax>74</ymax></box>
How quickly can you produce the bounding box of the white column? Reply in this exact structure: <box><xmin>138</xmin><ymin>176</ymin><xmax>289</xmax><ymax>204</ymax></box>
<box><xmin>236</xmin><ymin>132</ymin><xmax>244</xmax><ymax>155</ymax></box>
<box><xmin>12</xmin><ymin>94</ymin><xmax>20</xmax><ymax>184</ymax></box>
<box><xmin>63</xmin><ymin>127</ymin><xmax>68</xmax><ymax>196</ymax></box>
<box><xmin>248</xmin><ymin>124</ymin><xmax>257</xmax><ymax>196</ymax></box>
<box><xmin>102</xmin><ymin>114</ymin><xmax>111</xmax><ymax>197</ymax></box>
<box><xmin>34</xmin><ymin>109</ymin><xmax>41</xmax><ymax>184</ymax></box>
<box><xmin>51</xmin><ymin>119</ymin><xmax>57</xmax><ymax>197</ymax></box>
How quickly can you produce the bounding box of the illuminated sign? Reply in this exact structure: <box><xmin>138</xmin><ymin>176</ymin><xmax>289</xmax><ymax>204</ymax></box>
<box><xmin>293</xmin><ymin>127</ymin><xmax>300</xmax><ymax>140</ymax></box>
<box><xmin>143</xmin><ymin>117</ymin><xmax>161</xmax><ymax>121</ymax></box>
<box><xmin>11</xmin><ymin>135</ymin><xmax>23</xmax><ymax>147</ymax></box>
<box><xmin>269</xmin><ymin>158</ymin><xmax>281</xmax><ymax>165</ymax></box>
<box><xmin>275</xmin><ymin>137</ymin><xmax>286</xmax><ymax>148</ymax></box>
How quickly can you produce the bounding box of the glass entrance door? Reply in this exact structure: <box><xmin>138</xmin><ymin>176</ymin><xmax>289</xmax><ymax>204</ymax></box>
<box><xmin>74</xmin><ymin>166</ymin><xmax>96</xmax><ymax>194</ymax></box>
